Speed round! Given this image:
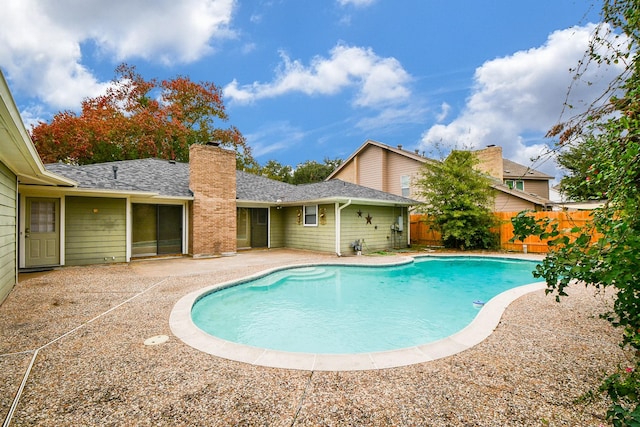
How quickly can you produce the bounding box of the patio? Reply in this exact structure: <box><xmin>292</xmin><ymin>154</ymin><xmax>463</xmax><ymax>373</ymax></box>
<box><xmin>0</xmin><ymin>249</ymin><xmax>629</xmax><ymax>426</ymax></box>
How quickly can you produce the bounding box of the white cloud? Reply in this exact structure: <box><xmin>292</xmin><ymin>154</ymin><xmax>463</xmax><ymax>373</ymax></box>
<box><xmin>0</xmin><ymin>0</ymin><xmax>236</xmax><ymax>109</ymax></box>
<box><xmin>436</xmin><ymin>102</ymin><xmax>451</xmax><ymax>122</ymax></box>
<box><xmin>419</xmin><ymin>23</ymin><xmax>624</xmax><ymax>178</ymax></box>
<box><xmin>337</xmin><ymin>0</ymin><xmax>376</xmax><ymax>7</ymax></box>
<box><xmin>245</xmin><ymin>121</ymin><xmax>307</xmax><ymax>158</ymax></box>
<box><xmin>223</xmin><ymin>43</ymin><xmax>411</xmax><ymax>108</ymax></box>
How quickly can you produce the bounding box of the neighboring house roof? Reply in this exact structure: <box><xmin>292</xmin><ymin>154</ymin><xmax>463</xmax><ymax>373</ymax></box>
<box><xmin>502</xmin><ymin>159</ymin><xmax>553</xmax><ymax>181</ymax></box>
<box><xmin>46</xmin><ymin>158</ymin><xmax>416</xmax><ymax>205</ymax></box>
<box><xmin>326</xmin><ymin>139</ymin><xmax>431</xmax><ymax>180</ymax></box>
<box><xmin>491</xmin><ymin>182</ymin><xmax>553</xmax><ymax>207</ymax></box>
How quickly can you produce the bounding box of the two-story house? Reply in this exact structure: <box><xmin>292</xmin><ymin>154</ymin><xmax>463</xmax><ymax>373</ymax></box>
<box><xmin>328</xmin><ymin>140</ymin><xmax>554</xmax><ymax>212</ymax></box>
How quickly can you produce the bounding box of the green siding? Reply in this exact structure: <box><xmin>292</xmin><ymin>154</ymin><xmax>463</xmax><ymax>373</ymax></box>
<box><xmin>339</xmin><ymin>205</ymin><xmax>408</xmax><ymax>254</ymax></box>
<box><xmin>0</xmin><ymin>161</ymin><xmax>16</xmax><ymax>304</ymax></box>
<box><xmin>268</xmin><ymin>207</ymin><xmax>285</xmax><ymax>248</ymax></box>
<box><xmin>283</xmin><ymin>204</ymin><xmax>336</xmax><ymax>253</ymax></box>
<box><xmin>65</xmin><ymin>197</ymin><xmax>127</xmax><ymax>265</ymax></box>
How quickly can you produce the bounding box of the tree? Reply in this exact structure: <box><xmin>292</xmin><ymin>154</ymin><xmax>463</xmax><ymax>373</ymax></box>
<box><xmin>259</xmin><ymin>160</ymin><xmax>293</xmax><ymax>183</ymax></box>
<box><xmin>31</xmin><ymin>64</ymin><xmax>256</xmax><ymax>169</ymax></box>
<box><xmin>512</xmin><ymin>1</ymin><xmax>640</xmax><ymax>424</ymax></box>
<box><xmin>415</xmin><ymin>150</ymin><xmax>498</xmax><ymax>250</ymax></box>
<box><xmin>556</xmin><ymin>135</ymin><xmax>610</xmax><ymax>200</ymax></box>
<box><xmin>291</xmin><ymin>157</ymin><xmax>342</xmax><ymax>184</ymax></box>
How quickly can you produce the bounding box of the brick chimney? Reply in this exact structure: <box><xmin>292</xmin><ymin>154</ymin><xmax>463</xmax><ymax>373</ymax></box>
<box><xmin>189</xmin><ymin>143</ymin><xmax>237</xmax><ymax>257</ymax></box>
<box><xmin>474</xmin><ymin>145</ymin><xmax>503</xmax><ymax>181</ymax></box>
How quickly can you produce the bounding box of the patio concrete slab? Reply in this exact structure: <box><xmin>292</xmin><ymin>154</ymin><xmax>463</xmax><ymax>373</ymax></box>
<box><xmin>0</xmin><ymin>249</ymin><xmax>631</xmax><ymax>426</ymax></box>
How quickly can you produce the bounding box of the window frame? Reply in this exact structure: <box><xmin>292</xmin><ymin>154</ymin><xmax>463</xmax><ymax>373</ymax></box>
<box><xmin>303</xmin><ymin>204</ymin><xmax>318</xmax><ymax>227</ymax></box>
<box><xmin>400</xmin><ymin>175</ymin><xmax>411</xmax><ymax>197</ymax></box>
<box><xmin>505</xmin><ymin>179</ymin><xmax>524</xmax><ymax>191</ymax></box>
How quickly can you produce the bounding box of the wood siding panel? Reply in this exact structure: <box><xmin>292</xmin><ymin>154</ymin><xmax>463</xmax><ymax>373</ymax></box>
<box><xmin>268</xmin><ymin>207</ymin><xmax>285</xmax><ymax>248</ymax></box>
<box><xmin>283</xmin><ymin>204</ymin><xmax>335</xmax><ymax>253</ymax></box>
<box><xmin>0</xmin><ymin>161</ymin><xmax>16</xmax><ymax>304</ymax></box>
<box><xmin>386</xmin><ymin>154</ymin><xmax>424</xmax><ymax>198</ymax></box>
<box><xmin>65</xmin><ymin>197</ymin><xmax>127</xmax><ymax>265</ymax></box>
<box><xmin>521</xmin><ymin>180</ymin><xmax>550</xmax><ymax>199</ymax></box>
<box><xmin>357</xmin><ymin>146</ymin><xmax>384</xmax><ymax>191</ymax></box>
<box><xmin>493</xmin><ymin>192</ymin><xmax>535</xmax><ymax>212</ymax></box>
<box><xmin>339</xmin><ymin>205</ymin><xmax>407</xmax><ymax>254</ymax></box>
<box><xmin>331</xmin><ymin>160</ymin><xmax>357</xmax><ymax>184</ymax></box>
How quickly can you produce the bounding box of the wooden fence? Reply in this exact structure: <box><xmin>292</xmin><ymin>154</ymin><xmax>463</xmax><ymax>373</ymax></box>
<box><xmin>410</xmin><ymin>211</ymin><xmax>596</xmax><ymax>253</ymax></box>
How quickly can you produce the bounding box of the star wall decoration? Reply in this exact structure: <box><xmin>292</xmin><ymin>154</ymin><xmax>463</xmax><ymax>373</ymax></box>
<box><xmin>357</xmin><ymin>209</ymin><xmax>362</xmax><ymax>217</ymax></box>
<box><xmin>365</xmin><ymin>214</ymin><xmax>372</xmax><ymax>224</ymax></box>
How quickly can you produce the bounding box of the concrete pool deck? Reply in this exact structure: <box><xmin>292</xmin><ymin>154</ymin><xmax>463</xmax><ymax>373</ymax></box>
<box><xmin>0</xmin><ymin>249</ymin><xmax>630</xmax><ymax>426</ymax></box>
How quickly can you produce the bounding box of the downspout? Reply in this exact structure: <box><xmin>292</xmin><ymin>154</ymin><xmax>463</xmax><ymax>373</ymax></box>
<box><xmin>335</xmin><ymin>199</ymin><xmax>352</xmax><ymax>256</ymax></box>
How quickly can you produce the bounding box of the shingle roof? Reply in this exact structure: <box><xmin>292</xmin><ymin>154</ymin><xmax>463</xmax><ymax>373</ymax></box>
<box><xmin>45</xmin><ymin>159</ymin><xmax>416</xmax><ymax>205</ymax></box>
<box><xmin>283</xmin><ymin>179</ymin><xmax>415</xmax><ymax>204</ymax></box>
<box><xmin>503</xmin><ymin>159</ymin><xmax>553</xmax><ymax>180</ymax></box>
<box><xmin>46</xmin><ymin>158</ymin><xmax>191</xmax><ymax>197</ymax></box>
<box><xmin>235</xmin><ymin>170</ymin><xmax>296</xmax><ymax>201</ymax></box>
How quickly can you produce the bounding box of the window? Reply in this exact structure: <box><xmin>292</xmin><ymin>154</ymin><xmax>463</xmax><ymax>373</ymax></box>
<box><xmin>400</xmin><ymin>175</ymin><xmax>410</xmax><ymax>197</ymax></box>
<box><xmin>505</xmin><ymin>180</ymin><xmax>524</xmax><ymax>191</ymax></box>
<box><xmin>303</xmin><ymin>205</ymin><xmax>317</xmax><ymax>226</ymax></box>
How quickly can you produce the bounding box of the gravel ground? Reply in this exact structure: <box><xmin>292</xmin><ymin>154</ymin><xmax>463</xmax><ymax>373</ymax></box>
<box><xmin>0</xmin><ymin>249</ymin><xmax>630</xmax><ymax>426</ymax></box>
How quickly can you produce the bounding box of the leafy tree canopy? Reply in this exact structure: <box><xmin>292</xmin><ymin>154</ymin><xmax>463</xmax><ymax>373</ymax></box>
<box><xmin>556</xmin><ymin>135</ymin><xmax>610</xmax><ymax>201</ymax></box>
<box><xmin>513</xmin><ymin>1</ymin><xmax>640</xmax><ymax>423</ymax></box>
<box><xmin>290</xmin><ymin>157</ymin><xmax>342</xmax><ymax>184</ymax></box>
<box><xmin>31</xmin><ymin>64</ymin><xmax>257</xmax><ymax>170</ymax></box>
<box><xmin>259</xmin><ymin>160</ymin><xmax>293</xmax><ymax>183</ymax></box>
<box><xmin>416</xmin><ymin>150</ymin><xmax>498</xmax><ymax>250</ymax></box>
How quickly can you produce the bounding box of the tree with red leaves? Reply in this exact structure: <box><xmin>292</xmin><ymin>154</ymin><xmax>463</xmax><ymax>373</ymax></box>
<box><xmin>31</xmin><ymin>64</ymin><xmax>256</xmax><ymax>169</ymax></box>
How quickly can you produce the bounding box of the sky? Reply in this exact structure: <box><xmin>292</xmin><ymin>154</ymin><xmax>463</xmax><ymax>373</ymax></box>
<box><xmin>0</xmin><ymin>0</ymin><xmax>624</xmax><ymax>181</ymax></box>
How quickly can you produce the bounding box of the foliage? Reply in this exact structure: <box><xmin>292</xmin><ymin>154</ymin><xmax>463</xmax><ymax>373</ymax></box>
<box><xmin>290</xmin><ymin>157</ymin><xmax>343</xmax><ymax>184</ymax></box>
<box><xmin>259</xmin><ymin>160</ymin><xmax>293</xmax><ymax>183</ymax></box>
<box><xmin>31</xmin><ymin>64</ymin><xmax>256</xmax><ymax>169</ymax></box>
<box><xmin>416</xmin><ymin>150</ymin><xmax>498</xmax><ymax>250</ymax></box>
<box><xmin>512</xmin><ymin>1</ymin><xmax>640</xmax><ymax>424</ymax></box>
<box><xmin>556</xmin><ymin>135</ymin><xmax>610</xmax><ymax>200</ymax></box>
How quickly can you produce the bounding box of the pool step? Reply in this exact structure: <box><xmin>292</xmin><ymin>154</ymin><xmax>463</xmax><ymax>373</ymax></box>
<box><xmin>248</xmin><ymin>267</ymin><xmax>336</xmax><ymax>290</ymax></box>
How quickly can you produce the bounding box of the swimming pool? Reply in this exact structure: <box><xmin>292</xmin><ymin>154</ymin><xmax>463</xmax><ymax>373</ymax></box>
<box><xmin>170</xmin><ymin>255</ymin><xmax>545</xmax><ymax>371</ymax></box>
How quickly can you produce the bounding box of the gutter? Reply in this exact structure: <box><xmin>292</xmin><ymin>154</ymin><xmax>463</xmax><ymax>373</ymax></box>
<box><xmin>335</xmin><ymin>199</ymin><xmax>352</xmax><ymax>256</ymax></box>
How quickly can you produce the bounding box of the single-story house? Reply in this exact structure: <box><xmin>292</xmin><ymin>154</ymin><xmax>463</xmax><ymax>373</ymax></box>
<box><xmin>35</xmin><ymin>144</ymin><xmax>414</xmax><ymax>267</ymax></box>
<box><xmin>1</xmin><ymin>72</ymin><xmax>416</xmax><ymax>304</ymax></box>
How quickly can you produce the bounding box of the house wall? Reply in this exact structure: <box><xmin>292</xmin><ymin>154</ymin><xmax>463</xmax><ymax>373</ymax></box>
<box><xmin>189</xmin><ymin>144</ymin><xmax>236</xmax><ymax>257</ymax></box>
<box><xmin>492</xmin><ymin>192</ymin><xmax>536</xmax><ymax>212</ymax></box>
<box><xmin>332</xmin><ymin>144</ymin><xmax>426</xmax><ymax>202</ymax></box>
<box><xmin>339</xmin><ymin>205</ymin><xmax>407</xmax><ymax>254</ymax></box>
<box><xmin>357</xmin><ymin>145</ymin><xmax>384</xmax><ymax>191</ymax></box>
<box><xmin>386</xmin><ymin>153</ymin><xmax>424</xmax><ymax>199</ymax></box>
<box><xmin>0</xmin><ymin>161</ymin><xmax>16</xmax><ymax>304</ymax></box>
<box><xmin>269</xmin><ymin>206</ymin><xmax>285</xmax><ymax>248</ymax></box>
<box><xmin>65</xmin><ymin>196</ymin><xmax>127</xmax><ymax>265</ymax></box>
<box><xmin>521</xmin><ymin>179</ymin><xmax>550</xmax><ymax>199</ymax></box>
<box><xmin>282</xmin><ymin>204</ymin><xmax>336</xmax><ymax>253</ymax></box>
<box><xmin>333</xmin><ymin>159</ymin><xmax>357</xmax><ymax>183</ymax></box>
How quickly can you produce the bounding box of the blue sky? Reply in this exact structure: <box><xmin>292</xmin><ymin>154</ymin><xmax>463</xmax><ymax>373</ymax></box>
<box><xmin>0</xmin><ymin>0</ymin><xmax>621</xmax><ymax>179</ymax></box>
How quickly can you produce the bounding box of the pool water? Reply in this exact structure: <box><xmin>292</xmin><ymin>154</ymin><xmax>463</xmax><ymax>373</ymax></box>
<box><xmin>191</xmin><ymin>257</ymin><xmax>538</xmax><ymax>354</ymax></box>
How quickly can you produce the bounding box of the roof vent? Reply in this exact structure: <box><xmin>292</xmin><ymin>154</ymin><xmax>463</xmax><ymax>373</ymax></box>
<box><xmin>415</xmin><ymin>149</ymin><xmax>419</xmax><ymax>154</ymax></box>
<box><xmin>397</xmin><ymin>144</ymin><xmax>403</xmax><ymax>150</ymax></box>
<box><xmin>169</xmin><ymin>160</ymin><xmax>176</xmax><ymax>164</ymax></box>
<box><xmin>487</xmin><ymin>144</ymin><xmax>496</xmax><ymax>147</ymax></box>
<box><xmin>112</xmin><ymin>165</ymin><xmax>118</xmax><ymax>179</ymax></box>
<box><xmin>206</xmin><ymin>141</ymin><xmax>220</xmax><ymax>147</ymax></box>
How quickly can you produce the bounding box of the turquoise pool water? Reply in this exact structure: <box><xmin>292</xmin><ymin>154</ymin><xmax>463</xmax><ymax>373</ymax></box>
<box><xmin>191</xmin><ymin>257</ymin><xmax>538</xmax><ymax>354</ymax></box>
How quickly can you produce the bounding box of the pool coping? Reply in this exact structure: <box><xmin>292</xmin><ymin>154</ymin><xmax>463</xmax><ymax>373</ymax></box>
<box><xmin>169</xmin><ymin>254</ymin><xmax>546</xmax><ymax>371</ymax></box>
